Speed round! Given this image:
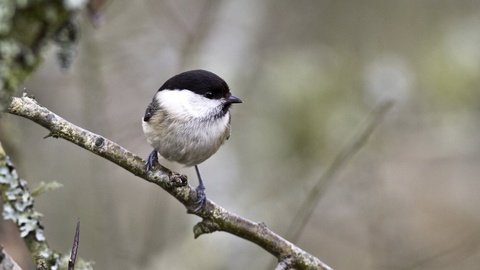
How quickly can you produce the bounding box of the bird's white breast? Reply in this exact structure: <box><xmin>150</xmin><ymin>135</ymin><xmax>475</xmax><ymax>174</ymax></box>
<box><xmin>142</xmin><ymin>90</ymin><xmax>231</xmax><ymax>167</ymax></box>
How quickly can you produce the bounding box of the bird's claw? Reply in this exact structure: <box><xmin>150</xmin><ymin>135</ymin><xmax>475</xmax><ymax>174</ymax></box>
<box><xmin>145</xmin><ymin>150</ymin><xmax>158</xmax><ymax>172</ymax></box>
<box><xmin>191</xmin><ymin>185</ymin><xmax>206</xmax><ymax>212</ymax></box>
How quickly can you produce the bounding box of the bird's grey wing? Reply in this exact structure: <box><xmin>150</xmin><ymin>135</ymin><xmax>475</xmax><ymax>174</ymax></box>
<box><xmin>143</xmin><ymin>97</ymin><xmax>160</xmax><ymax>122</ymax></box>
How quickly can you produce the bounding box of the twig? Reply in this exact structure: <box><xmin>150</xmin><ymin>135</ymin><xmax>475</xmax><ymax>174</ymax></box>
<box><xmin>285</xmin><ymin>101</ymin><xmax>394</xmax><ymax>243</ymax></box>
<box><xmin>68</xmin><ymin>219</ymin><xmax>80</xmax><ymax>270</ymax></box>
<box><xmin>275</xmin><ymin>256</ymin><xmax>294</xmax><ymax>270</ymax></box>
<box><xmin>7</xmin><ymin>95</ymin><xmax>333</xmax><ymax>270</ymax></box>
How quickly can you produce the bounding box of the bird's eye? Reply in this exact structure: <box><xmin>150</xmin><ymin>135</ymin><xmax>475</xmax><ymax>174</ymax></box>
<box><xmin>205</xmin><ymin>92</ymin><xmax>214</xmax><ymax>99</ymax></box>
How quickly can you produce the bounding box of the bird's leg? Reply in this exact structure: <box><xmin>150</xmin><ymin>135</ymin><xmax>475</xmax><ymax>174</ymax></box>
<box><xmin>146</xmin><ymin>152</ymin><xmax>206</xmax><ymax>211</ymax></box>
<box><xmin>192</xmin><ymin>165</ymin><xmax>207</xmax><ymax>211</ymax></box>
<box><xmin>145</xmin><ymin>150</ymin><xmax>158</xmax><ymax>171</ymax></box>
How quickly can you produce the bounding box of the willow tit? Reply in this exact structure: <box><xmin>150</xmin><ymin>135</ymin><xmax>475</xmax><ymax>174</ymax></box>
<box><xmin>142</xmin><ymin>69</ymin><xmax>242</xmax><ymax>211</ymax></box>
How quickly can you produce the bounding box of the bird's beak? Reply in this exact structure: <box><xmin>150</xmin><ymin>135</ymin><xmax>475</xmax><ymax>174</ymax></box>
<box><xmin>227</xmin><ymin>95</ymin><xmax>243</xmax><ymax>104</ymax></box>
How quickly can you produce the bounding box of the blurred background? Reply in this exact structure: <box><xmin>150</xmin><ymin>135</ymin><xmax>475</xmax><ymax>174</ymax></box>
<box><xmin>2</xmin><ymin>0</ymin><xmax>480</xmax><ymax>269</ymax></box>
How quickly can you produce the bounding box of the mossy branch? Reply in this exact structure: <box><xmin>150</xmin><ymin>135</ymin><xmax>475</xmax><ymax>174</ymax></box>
<box><xmin>7</xmin><ymin>94</ymin><xmax>333</xmax><ymax>270</ymax></box>
<box><xmin>0</xmin><ymin>141</ymin><xmax>93</xmax><ymax>270</ymax></box>
<box><xmin>0</xmin><ymin>0</ymin><xmax>80</xmax><ymax>110</ymax></box>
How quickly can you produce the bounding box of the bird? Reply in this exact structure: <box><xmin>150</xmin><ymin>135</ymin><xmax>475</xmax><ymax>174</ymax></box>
<box><xmin>142</xmin><ymin>69</ymin><xmax>242</xmax><ymax>211</ymax></box>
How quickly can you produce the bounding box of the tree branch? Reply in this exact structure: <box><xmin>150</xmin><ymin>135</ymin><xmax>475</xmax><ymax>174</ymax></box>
<box><xmin>7</xmin><ymin>94</ymin><xmax>333</xmax><ymax>270</ymax></box>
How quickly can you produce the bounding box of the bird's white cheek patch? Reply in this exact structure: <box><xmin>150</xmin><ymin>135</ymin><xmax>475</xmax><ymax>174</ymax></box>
<box><xmin>155</xmin><ymin>90</ymin><xmax>222</xmax><ymax>119</ymax></box>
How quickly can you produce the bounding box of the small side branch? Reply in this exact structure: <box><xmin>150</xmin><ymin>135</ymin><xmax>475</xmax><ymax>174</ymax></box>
<box><xmin>275</xmin><ymin>256</ymin><xmax>294</xmax><ymax>270</ymax></box>
<box><xmin>7</xmin><ymin>95</ymin><xmax>333</xmax><ymax>270</ymax></box>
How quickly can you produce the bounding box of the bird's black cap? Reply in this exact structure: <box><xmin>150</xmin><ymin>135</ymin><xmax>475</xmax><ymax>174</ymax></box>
<box><xmin>159</xmin><ymin>69</ymin><xmax>231</xmax><ymax>100</ymax></box>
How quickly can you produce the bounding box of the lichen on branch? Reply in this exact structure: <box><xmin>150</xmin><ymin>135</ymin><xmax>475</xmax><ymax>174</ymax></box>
<box><xmin>0</xmin><ymin>0</ymin><xmax>83</xmax><ymax>110</ymax></box>
<box><xmin>0</xmin><ymin>142</ymin><xmax>93</xmax><ymax>270</ymax></box>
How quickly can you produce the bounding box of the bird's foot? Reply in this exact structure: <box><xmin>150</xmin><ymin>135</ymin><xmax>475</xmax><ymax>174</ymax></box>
<box><xmin>190</xmin><ymin>185</ymin><xmax>206</xmax><ymax>212</ymax></box>
<box><xmin>145</xmin><ymin>150</ymin><xmax>158</xmax><ymax>171</ymax></box>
